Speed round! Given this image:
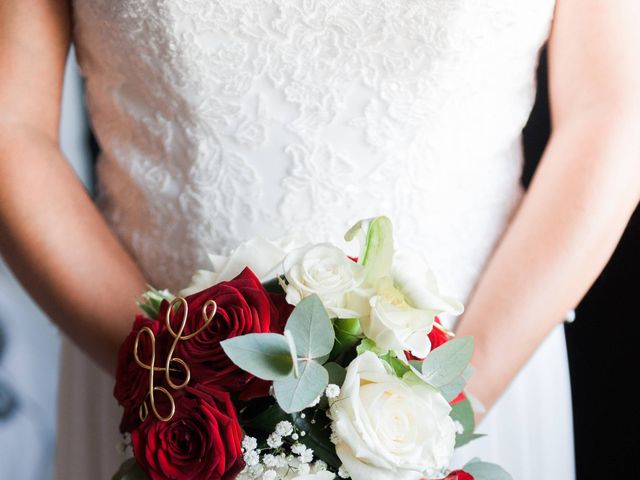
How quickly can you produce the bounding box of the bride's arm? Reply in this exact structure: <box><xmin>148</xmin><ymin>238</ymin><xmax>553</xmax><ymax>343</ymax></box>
<box><xmin>456</xmin><ymin>0</ymin><xmax>640</xmax><ymax>411</ymax></box>
<box><xmin>0</xmin><ymin>1</ymin><xmax>147</xmax><ymax>372</ymax></box>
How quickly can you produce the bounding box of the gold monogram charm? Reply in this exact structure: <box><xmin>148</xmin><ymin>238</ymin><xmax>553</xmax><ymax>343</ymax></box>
<box><xmin>133</xmin><ymin>297</ymin><xmax>216</xmax><ymax>422</ymax></box>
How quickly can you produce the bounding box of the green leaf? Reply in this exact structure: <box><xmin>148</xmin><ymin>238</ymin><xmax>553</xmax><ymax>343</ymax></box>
<box><xmin>112</xmin><ymin>458</ymin><xmax>148</xmax><ymax>480</ymax></box>
<box><xmin>293</xmin><ymin>411</ymin><xmax>341</xmax><ymax>469</ymax></box>
<box><xmin>324</xmin><ymin>362</ymin><xmax>347</xmax><ymax>386</ymax></box>
<box><xmin>380</xmin><ymin>351</ymin><xmax>411</xmax><ymax>377</ymax></box>
<box><xmin>136</xmin><ymin>285</ymin><xmax>175</xmax><ymax>318</ymax></box>
<box><xmin>331</xmin><ymin>317</ymin><xmax>363</xmax><ymax>361</ymax></box>
<box><xmin>455</xmin><ymin>432</ymin><xmax>485</xmax><ymax>448</ymax></box>
<box><xmin>262</xmin><ymin>276</ymin><xmax>286</xmax><ymax>294</ymax></box>
<box><xmin>440</xmin><ymin>366</ymin><xmax>474</xmax><ymax>402</ymax></box>
<box><xmin>356</xmin><ymin>338</ymin><xmax>388</xmax><ymax>356</ymax></box>
<box><xmin>285</xmin><ymin>295</ymin><xmax>335</xmax><ymax>359</ymax></box>
<box><xmin>284</xmin><ymin>330</ymin><xmax>299</xmax><ymax>378</ymax></box>
<box><xmin>242</xmin><ymin>402</ymin><xmax>289</xmax><ymax>434</ymax></box>
<box><xmin>421</xmin><ymin>337</ymin><xmax>474</xmax><ymax>388</ymax></box>
<box><xmin>274</xmin><ymin>360</ymin><xmax>329</xmax><ymax>413</ymax></box>
<box><xmin>463</xmin><ymin>459</ymin><xmax>513</xmax><ymax>480</ymax></box>
<box><xmin>440</xmin><ymin>376</ymin><xmax>466</xmax><ymax>402</ymax></box>
<box><xmin>220</xmin><ymin>333</ymin><xmax>294</xmax><ymax>380</ymax></box>
<box><xmin>450</xmin><ymin>397</ymin><xmax>475</xmax><ymax>434</ymax></box>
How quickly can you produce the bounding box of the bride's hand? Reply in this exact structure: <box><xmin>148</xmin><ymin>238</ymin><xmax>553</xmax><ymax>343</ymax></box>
<box><xmin>0</xmin><ymin>0</ymin><xmax>147</xmax><ymax>373</ymax></box>
<box><xmin>455</xmin><ymin>0</ymin><xmax>640</xmax><ymax>412</ymax></box>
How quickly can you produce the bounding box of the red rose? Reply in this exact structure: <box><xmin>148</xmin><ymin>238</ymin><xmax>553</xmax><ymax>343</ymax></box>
<box><xmin>132</xmin><ymin>383</ymin><xmax>244</xmax><ymax>480</ymax></box>
<box><xmin>114</xmin><ymin>314</ymin><xmax>168</xmax><ymax>433</ymax></box>
<box><xmin>443</xmin><ymin>470</ymin><xmax>474</xmax><ymax>480</ymax></box>
<box><xmin>174</xmin><ymin>267</ymin><xmax>288</xmax><ymax>394</ymax></box>
<box><xmin>428</xmin><ymin>316</ymin><xmax>449</xmax><ymax>350</ymax></box>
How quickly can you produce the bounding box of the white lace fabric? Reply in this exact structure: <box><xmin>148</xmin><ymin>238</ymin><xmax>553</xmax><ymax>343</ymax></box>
<box><xmin>74</xmin><ymin>0</ymin><xmax>553</xmax><ymax>303</ymax></box>
<box><xmin>58</xmin><ymin>2</ymin><xmax>575</xmax><ymax>479</ymax></box>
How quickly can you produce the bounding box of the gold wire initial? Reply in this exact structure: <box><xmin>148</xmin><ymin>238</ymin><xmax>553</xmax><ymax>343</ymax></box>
<box><xmin>133</xmin><ymin>297</ymin><xmax>216</xmax><ymax>422</ymax></box>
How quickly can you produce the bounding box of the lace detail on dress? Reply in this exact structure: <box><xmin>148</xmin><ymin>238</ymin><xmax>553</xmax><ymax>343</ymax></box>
<box><xmin>72</xmin><ymin>0</ymin><xmax>555</xmax><ymax>307</ymax></box>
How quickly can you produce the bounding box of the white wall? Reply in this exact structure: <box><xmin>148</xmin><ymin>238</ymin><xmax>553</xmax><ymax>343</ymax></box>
<box><xmin>0</xmin><ymin>50</ymin><xmax>91</xmax><ymax>480</ymax></box>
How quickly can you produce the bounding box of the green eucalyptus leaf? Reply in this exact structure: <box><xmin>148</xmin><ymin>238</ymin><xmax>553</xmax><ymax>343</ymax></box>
<box><xmin>440</xmin><ymin>376</ymin><xmax>466</xmax><ymax>402</ymax></box>
<box><xmin>409</xmin><ymin>359</ymin><xmax>423</xmax><ymax>370</ymax></box>
<box><xmin>285</xmin><ymin>295</ymin><xmax>335</xmax><ymax>359</ymax></box>
<box><xmin>324</xmin><ymin>362</ymin><xmax>347</xmax><ymax>386</ymax></box>
<box><xmin>220</xmin><ymin>333</ymin><xmax>294</xmax><ymax>380</ymax></box>
<box><xmin>112</xmin><ymin>458</ymin><xmax>148</xmax><ymax>480</ymax></box>
<box><xmin>440</xmin><ymin>366</ymin><xmax>474</xmax><ymax>402</ymax></box>
<box><xmin>455</xmin><ymin>432</ymin><xmax>485</xmax><ymax>448</ymax></box>
<box><xmin>463</xmin><ymin>459</ymin><xmax>513</xmax><ymax>480</ymax></box>
<box><xmin>421</xmin><ymin>337</ymin><xmax>474</xmax><ymax>388</ymax></box>
<box><xmin>274</xmin><ymin>360</ymin><xmax>329</xmax><ymax>413</ymax></box>
<box><xmin>450</xmin><ymin>397</ymin><xmax>475</xmax><ymax>434</ymax></box>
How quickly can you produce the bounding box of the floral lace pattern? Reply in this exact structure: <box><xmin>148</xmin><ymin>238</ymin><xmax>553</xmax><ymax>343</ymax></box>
<box><xmin>72</xmin><ymin>0</ymin><xmax>555</xmax><ymax>310</ymax></box>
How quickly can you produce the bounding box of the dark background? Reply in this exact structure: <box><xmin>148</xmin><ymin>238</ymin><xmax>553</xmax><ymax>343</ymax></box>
<box><xmin>522</xmin><ymin>47</ymin><xmax>639</xmax><ymax>479</ymax></box>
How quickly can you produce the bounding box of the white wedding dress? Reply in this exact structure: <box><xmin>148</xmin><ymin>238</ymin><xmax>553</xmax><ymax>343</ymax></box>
<box><xmin>56</xmin><ymin>1</ymin><xmax>574</xmax><ymax>478</ymax></box>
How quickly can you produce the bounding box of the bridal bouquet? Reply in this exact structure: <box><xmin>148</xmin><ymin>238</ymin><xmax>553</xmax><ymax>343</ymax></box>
<box><xmin>112</xmin><ymin>217</ymin><xmax>511</xmax><ymax>480</ymax></box>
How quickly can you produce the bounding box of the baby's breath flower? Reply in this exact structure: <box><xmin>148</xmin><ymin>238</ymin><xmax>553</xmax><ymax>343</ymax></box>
<box><xmin>291</xmin><ymin>443</ymin><xmax>306</xmax><ymax>455</ymax></box>
<box><xmin>244</xmin><ymin>450</ymin><xmax>260</xmax><ymax>466</ymax></box>
<box><xmin>338</xmin><ymin>465</ymin><xmax>350</xmax><ymax>478</ymax></box>
<box><xmin>242</xmin><ymin>436</ymin><xmax>258</xmax><ymax>452</ymax></box>
<box><xmin>325</xmin><ymin>384</ymin><xmax>340</xmax><ymax>399</ymax></box>
<box><xmin>262</xmin><ymin>454</ymin><xmax>277</xmax><ymax>467</ymax></box>
<box><xmin>314</xmin><ymin>460</ymin><xmax>328</xmax><ymax>471</ymax></box>
<box><xmin>299</xmin><ymin>448</ymin><xmax>314</xmax><ymax>463</ymax></box>
<box><xmin>262</xmin><ymin>470</ymin><xmax>276</xmax><ymax>480</ymax></box>
<box><xmin>275</xmin><ymin>420</ymin><xmax>294</xmax><ymax>437</ymax></box>
<box><xmin>275</xmin><ymin>454</ymin><xmax>288</xmax><ymax>468</ymax></box>
<box><xmin>266</xmin><ymin>433</ymin><xmax>283</xmax><ymax>449</ymax></box>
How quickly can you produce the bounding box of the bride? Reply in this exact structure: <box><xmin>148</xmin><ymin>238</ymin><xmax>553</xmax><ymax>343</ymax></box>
<box><xmin>1</xmin><ymin>1</ymin><xmax>639</xmax><ymax>479</ymax></box>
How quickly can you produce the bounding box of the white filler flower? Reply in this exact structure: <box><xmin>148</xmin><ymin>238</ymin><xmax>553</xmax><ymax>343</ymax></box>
<box><xmin>284</xmin><ymin>472</ymin><xmax>335</xmax><ymax>480</ymax></box>
<box><xmin>329</xmin><ymin>352</ymin><xmax>456</xmax><ymax>480</ymax></box>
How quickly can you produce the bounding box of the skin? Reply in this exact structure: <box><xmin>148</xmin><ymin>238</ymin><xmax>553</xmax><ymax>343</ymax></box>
<box><xmin>1</xmin><ymin>0</ymin><xmax>639</xmax><ymax>416</ymax></box>
<box><xmin>0</xmin><ymin>1</ymin><xmax>146</xmax><ymax>372</ymax></box>
<box><xmin>456</xmin><ymin>0</ymin><xmax>640</xmax><ymax>412</ymax></box>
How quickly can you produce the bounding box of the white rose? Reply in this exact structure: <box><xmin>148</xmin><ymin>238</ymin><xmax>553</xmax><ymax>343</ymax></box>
<box><xmin>329</xmin><ymin>352</ymin><xmax>456</xmax><ymax>480</ymax></box>
<box><xmin>361</xmin><ymin>278</ymin><xmax>436</xmax><ymax>358</ymax></box>
<box><xmin>358</xmin><ymin>250</ymin><xmax>464</xmax><ymax>358</ymax></box>
<box><xmin>391</xmin><ymin>251</ymin><xmax>463</xmax><ymax>317</ymax></box>
<box><xmin>282</xmin><ymin>243</ymin><xmax>367</xmax><ymax>319</ymax></box>
<box><xmin>180</xmin><ymin>237</ymin><xmax>286</xmax><ymax>296</ymax></box>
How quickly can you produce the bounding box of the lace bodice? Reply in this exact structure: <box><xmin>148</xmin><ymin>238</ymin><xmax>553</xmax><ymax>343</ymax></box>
<box><xmin>72</xmin><ymin>0</ymin><xmax>555</xmax><ymax>315</ymax></box>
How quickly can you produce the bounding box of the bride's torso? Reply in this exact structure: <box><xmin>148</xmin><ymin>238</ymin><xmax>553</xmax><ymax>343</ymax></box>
<box><xmin>72</xmin><ymin>0</ymin><xmax>555</xmax><ymax>309</ymax></box>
